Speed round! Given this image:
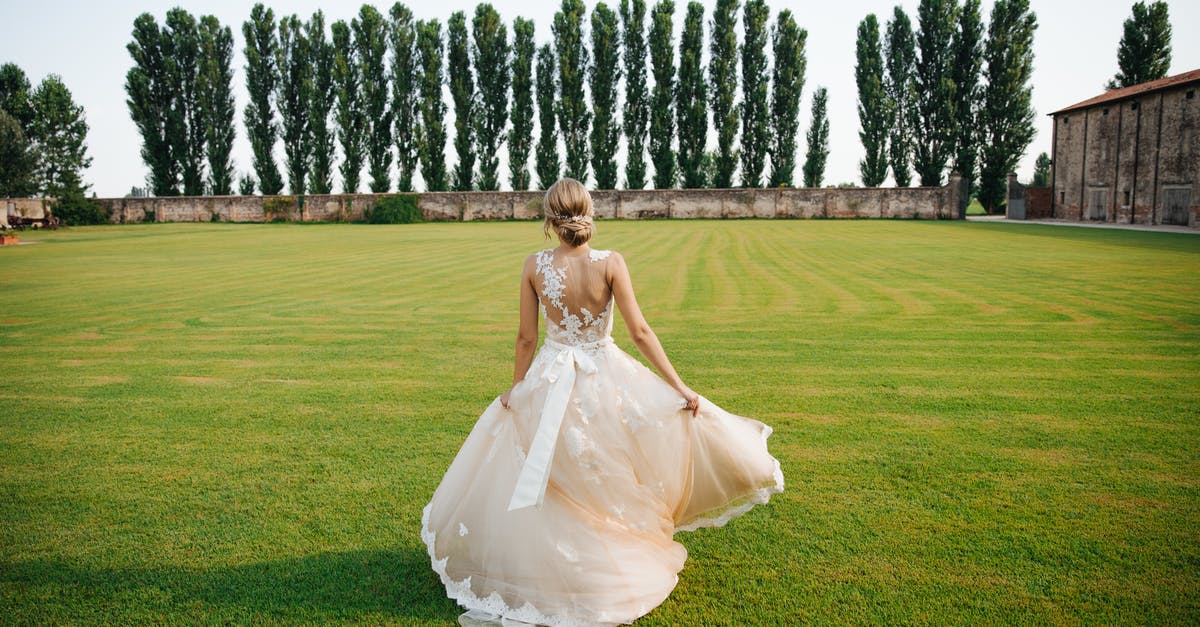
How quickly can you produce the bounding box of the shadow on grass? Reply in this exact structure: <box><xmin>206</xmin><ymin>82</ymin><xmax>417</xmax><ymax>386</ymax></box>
<box><xmin>2</xmin><ymin>546</ymin><xmax>459</xmax><ymax>622</ymax></box>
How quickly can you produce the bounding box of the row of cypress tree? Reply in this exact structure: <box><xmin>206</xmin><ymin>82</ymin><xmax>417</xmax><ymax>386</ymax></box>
<box><xmin>126</xmin><ymin>0</ymin><xmax>827</xmax><ymax>197</ymax></box>
<box><xmin>854</xmin><ymin>0</ymin><xmax>1037</xmax><ymax>213</ymax></box>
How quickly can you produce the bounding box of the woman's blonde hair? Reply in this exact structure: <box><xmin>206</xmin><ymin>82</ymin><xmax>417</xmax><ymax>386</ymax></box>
<box><xmin>542</xmin><ymin>178</ymin><xmax>594</xmax><ymax>247</ymax></box>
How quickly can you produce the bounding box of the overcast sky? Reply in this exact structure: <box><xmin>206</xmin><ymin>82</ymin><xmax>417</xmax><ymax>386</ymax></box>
<box><xmin>1</xmin><ymin>0</ymin><xmax>1197</xmax><ymax>197</ymax></box>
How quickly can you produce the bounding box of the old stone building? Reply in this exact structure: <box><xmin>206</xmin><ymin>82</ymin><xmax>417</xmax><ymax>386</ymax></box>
<box><xmin>1050</xmin><ymin>68</ymin><xmax>1199</xmax><ymax>226</ymax></box>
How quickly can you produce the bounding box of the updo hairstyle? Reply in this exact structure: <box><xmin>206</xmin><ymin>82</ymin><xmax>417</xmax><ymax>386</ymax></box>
<box><xmin>542</xmin><ymin>178</ymin><xmax>594</xmax><ymax>247</ymax></box>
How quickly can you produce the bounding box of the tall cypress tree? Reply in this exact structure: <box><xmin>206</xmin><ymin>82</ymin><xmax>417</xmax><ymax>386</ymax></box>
<box><xmin>648</xmin><ymin>0</ymin><xmax>675</xmax><ymax>189</ymax></box>
<box><xmin>535</xmin><ymin>43</ymin><xmax>560</xmax><ymax>189</ymax></box>
<box><xmin>306</xmin><ymin>11</ymin><xmax>335</xmax><ymax>195</ymax></box>
<box><xmin>767</xmin><ymin>9</ymin><xmax>806</xmax><ymax>188</ymax></box>
<box><xmin>509</xmin><ymin>17</ymin><xmax>536</xmax><ymax>191</ymax></box>
<box><xmin>1031</xmin><ymin>152</ymin><xmax>1050</xmax><ymax>187</ymax></box>
<box><xmin>676</xmin><ymin>2</ymin><xmax>707</xmax><ymax>189</ymax></box>
<box><xmin>855</xmin><ymin>14</ymin><xmax>889</xmax><ymax>187</ymax></box>
<box><xmin>390</xmin><ymin>3</ymin><xmax>418</xmax><ymax>192</ymax></box>
<box><xmin>276</xmin><ymin>14</ymin><xmax>311</xmax><ymax>195</ymax></box>
<box><xmin>913</xmin><ymin>0</ymin><xmax>957</xmax><ymax>187</ymax></box>
<box><xmin>802</xmin><ymin>87</ymin><xmax>829</xmax><ymax>188</ymax></box>
<box><xmin>448</xmin><ymin>11</ymin><xmax>475</xmax><ymax>191</ymax></box>
<box><xmin>473</xmin><ymin>4</ymin><xmax>510</xmax><ymax>192</ymax></box>
<box><xmin>127</xmin><ymin>14</ymin><xmax>179</xmax><ymax>195</ymax></box>
<box><xmin>554</xmin><ymin>0</ymin><xmax>591</xmax><ymax>183</ymax></box>
<box><xmin>885</xmin><ymin>7</ymin><xmax>917</xmax><ymax>187</ymax></box>
<box><xmin>979</xmin><ymin>0</ymin><xmax>1037</xmax><ymax>213</ymax></box>
<box><xmin>620</xmin><ymin>0</ymin><xmax>648</xmax><ymax>190</ymax></box>
<box><xmin>590</xmin><ymin>3</ymin><xmax>621</xmax><ymax>190</ymax></box>
<box><xmin>1109</xmin><ymin>1</ymin><xmax>1172</xmax><ymax>89</ymax></box>
<box><xmin>951</xmin><ymin>0</ymin><xmax>983</xmax><ymax>193</ymax></box>
<box><xmin>332</xmin><ymin>19</ymin><xmax>364</xmax><ymax>193</ymax></box>
<box><xmin>739</xmin><ymin>0</ymin><xmax>768</xmax><ymax>187</ymax></box>
<box><xmin>708</xmin><ymin>0</ymin><xmax>739</xmax><ymax>189</ymax></box>
<box><xmin>416</xmin><ymin>19</ymin><xmax>448</xmax><ymax>192</ymax></box>
<box><xmin>355</xmin><ymin>5</ymin><xmax>392</xmax><ymax>193</ymax></box>
<box><xmin>243</xmin><ymin>3</ymin><xmax>282</xmax><ymax>195</ymax></box>
<box><xmin>166</xmin><ymin>9</ymin><xmax>204</xmax><ymax>196</ymax></box>
<box><xmin>198</xmin><ymin>16</ymin><xmax>236</xmax><ymax>195</ymax></box>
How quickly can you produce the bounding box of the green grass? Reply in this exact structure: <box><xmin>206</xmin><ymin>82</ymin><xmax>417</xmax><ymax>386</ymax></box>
<box><xmin>1</xmin><ymin>220</ymin><xmax>1198</xmax><ymax>625</ymax></box>
<box><xmin>966</xmin><ymin>198</ymin><xmax>987</xmax><ymax>215</ymax></box>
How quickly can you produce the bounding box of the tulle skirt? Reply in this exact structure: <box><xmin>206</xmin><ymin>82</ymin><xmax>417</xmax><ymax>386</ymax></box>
<box><xmin>422</xmin><ymin>337</ymin><xmax>783</xmax><ymax>626</ymax></box>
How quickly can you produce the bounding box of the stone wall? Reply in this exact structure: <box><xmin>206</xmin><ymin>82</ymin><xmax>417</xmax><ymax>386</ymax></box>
<box><xmin>5</xmin><ymin>176</ymin><xmax>967</xmax><ymax>226</ymax></box>
<box><xmin>2</xmin><ymin>197</ymin><xmax>47</xmax><ymax>226</ymax></box>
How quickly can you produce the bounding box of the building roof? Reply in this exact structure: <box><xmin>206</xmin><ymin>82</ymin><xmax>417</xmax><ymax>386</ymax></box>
<box><xmin>1049</xmin><ymin>68</ymin><xmax>1200</xmax><ymax>116</ymax></box>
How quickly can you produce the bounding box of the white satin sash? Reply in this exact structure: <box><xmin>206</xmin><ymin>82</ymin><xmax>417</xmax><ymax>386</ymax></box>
<box><xmin>507</xmin><ymin>336</ymin><xmax>612</xmax><ymax>511</ymax></box>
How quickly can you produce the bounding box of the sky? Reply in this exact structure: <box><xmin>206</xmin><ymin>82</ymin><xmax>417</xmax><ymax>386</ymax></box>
<box><xmin>1</xmin><ymin>0</ymin><xmax>1197</xmax><ymax>197</ymax></box>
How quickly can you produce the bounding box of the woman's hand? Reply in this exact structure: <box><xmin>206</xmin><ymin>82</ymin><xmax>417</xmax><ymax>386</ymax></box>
<box><xmin>676</xmin><ymin>384</ymin><xmax>700</xmax><ymax>417</ymax></box>
<box><xmin>500</xmin><ymin>387</ymin><xmax>514</xmax><ymax>409</ymax></box>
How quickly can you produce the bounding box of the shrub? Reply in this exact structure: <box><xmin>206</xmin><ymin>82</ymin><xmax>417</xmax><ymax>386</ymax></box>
<box><xmin>262</xmin><ymin>196</ymin><xmax>297</xmax><ymax>222</ymax></box>
<box><xmin>365</xmin><ymin>195</ymin><xmax>423</xmax><ymax>224</ymax></box>
<box><xmin>51</xmin><ymin>191</ymin><xmax>110</xmax><ymax>225</ymax></box>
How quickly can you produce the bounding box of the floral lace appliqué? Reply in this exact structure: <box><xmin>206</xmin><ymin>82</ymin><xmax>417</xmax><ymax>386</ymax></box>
<box><xmin>536</xmin><ymin>249</ymin><xmax>614</xmax><ymax>346</ymax></box>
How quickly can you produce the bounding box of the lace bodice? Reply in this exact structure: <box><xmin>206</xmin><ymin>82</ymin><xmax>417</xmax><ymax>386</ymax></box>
<box><xmin>534</xmin><ymin>248</ymin><xmax>615</xmax><ymax>346</ymax></box>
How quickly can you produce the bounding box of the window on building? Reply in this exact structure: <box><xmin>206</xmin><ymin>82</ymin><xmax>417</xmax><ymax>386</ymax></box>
<box><xmin>1187</xmin><ymin>90</ymin><xmax>1195</xmax><ymax>100</ymax></box>
<box><xmin>1102</xmin><ymin>108</ymin><xmax>1109</xmax><ymax>116</ymax></box>
<box><xmin>1131</xmin><ymin>102</ymin><xmax>1139</xmax><ymax>110</ymax></box>
<box><xmin>1122</xmin><ymin>189</ymin><xmax>1131</xmax><ymax>207</ymax></box>
<box><xmin>1060</xmin><ymin>191</ymin><xmax>1065</xmax><ymax>203</ymax></box>
<box><xmin>1062</xmin><ymin>116</ymin><xmax>1069</xmax><ymax>125</ymax></box>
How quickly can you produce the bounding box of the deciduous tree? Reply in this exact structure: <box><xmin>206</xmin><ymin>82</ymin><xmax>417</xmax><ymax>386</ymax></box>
<box><xmin>30</xmin><ymin>75</ymin><xmax>92</xmax><ymax>198</ymax></box>
<box><xmin>509</xmin><ymin>17</ymin><xmax>536</xmax><ymax>190</ymax></box>
<box><xmin>979</xmin><ymin>0</ymin><xmax>1037</xmax><ymax>213</ymax></box>
<box><xmin>306</xmin><ymin>11</ymin><xmax>335</xmax><ymax>194</ymax></box>
<box><xmin>535</xmin><ymin>44</ymin><xmax>560</xmax><ymax>189</ymax></box>
<box><xmin>767</xmin><ymin>9</ymin><xmax>806</xmax><ymax>187</ymax></box>
<box><xmin>803</xmin><ymin>86</ymin><xmax>828</xmax><ymax>188</ymax></box>
<box><xmin>589</xmin><ymin>2</ymin><xmax>621</xmax><ymax>189</ymax></box>
<box><xmin>676</xmin><ymin>2</ymin><xmax>707</xmax><ymax>189</ymax></box>
<box><xmin>951</xmin><ymin>0</ymin><xmax>983</xmax><ymax>192</ymax></box>
<box><xmin>126</xmin><ymin>15</ymin><xmax>179</xmax><ymax>195</ymax></box>
<box><xmin>390</xmin><ymin>3</ymin><xmax>418</xmax><ymax>192</ymax></box>
<box><xmin>416</xmin><ymin>19</ymin><xmax>448</xmax><ymax>191</ymax></box>
<box><xmin>739</xmin><ymin>0</ymin><xmax>768</xmax><ymax>187</ymax></box>
<box><xmin>620</xmin><ymin>0</ymin><xmax>648</xmax><ymax>189</ymax></box>
<box><xmin>1109</xmin><ymin>1</ymin><xmax>1171</xmax><ymax>89</ymax></box>
<box><xmin>708</xmin><ymin>0</ymin><xmax>739</xmax><ymax>188</ymax></box>
<box><xmin>332</xmin><ymin>19</ymin><xmax>364</xmax><ymax>193</ymax></box>
<box><xmin>473</xmin><ymin>3</ymin><xmax>510</xmax><ymax>191</ymax></box>
<box><xmin>243</xmin><ymin>4</ymin><xmax>283</xmax><ymax>194</ymax></box>
<box><xmin>648</xmin><ymin>0</ymin><xmax>675</xmax><ymax>189</ymax></box>
<box><xmin>355</xmin><ymin>5</ymin><xmax>392</xmax><ymax>193</ymax></box>
<box><xmin>885</xmin><ymin>7</ymin><xmax>917</xmax><ymax>187</ymax></box>
<box><xmin>554</xmin><ymin>0</ymin><xmax>591</xmax><ymax>183</ymax></box>
<box><xmin>0</xmin><ymin>110</ymin><xmax>37</xmax><ymax>197</ymax></box>
<box><xmin>855</xmin><ymin>14</ymin><xmax>889</xmax><ymax>187</ymax></box>
<box><xmin>276</xmin><ymin>14</ymin><xmax>311</xmax><ymax>195</ymax></box>
<box><xmin>448</xmin><ymin>10</ymin><xmax>475</xmax><ymax>191</ymax></box>
<box><xmin>167</xmin><ymin>8</ymin><xmax>204</xmax><ymax>196</ymax></box>
<box><xmin>198</xmin><ymin>15</ymin><xmax>236</xmax><ymax>195</ymax></box>
<box><xmin>913</xmin><ymin>0</ymin><xmax>957</xmax><ymax>186</ymax></box>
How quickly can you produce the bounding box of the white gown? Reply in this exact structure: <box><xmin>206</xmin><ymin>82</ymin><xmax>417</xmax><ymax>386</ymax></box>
<box><xmin>421</xmin><ymin>248</ymin><xmax>784</xmax><ymax>626</ymax></box>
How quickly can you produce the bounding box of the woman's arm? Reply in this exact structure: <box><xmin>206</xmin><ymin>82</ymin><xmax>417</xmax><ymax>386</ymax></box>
<box><xmin>501</xmin><ymin>254</ymin><xmax>540</xmax><ymax>408</ymax></box>
<box><xmin>609</xmin><ymin>252</ymin><xmax>700</xmax><ymax>416</ymax></box>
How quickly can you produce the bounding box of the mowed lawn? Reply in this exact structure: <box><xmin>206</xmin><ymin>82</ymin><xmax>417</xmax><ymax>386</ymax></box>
<box><xmin>1</xmin><ymin>220</ymin><xmax>1197</xmax><ymax>625</ymax></box>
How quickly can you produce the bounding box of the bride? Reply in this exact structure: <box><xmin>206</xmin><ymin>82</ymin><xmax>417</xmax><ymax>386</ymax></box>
<box><xmin>422</xmin><ymin>178</ymin><xmax>783</xmax><ymax>626</ymax></box>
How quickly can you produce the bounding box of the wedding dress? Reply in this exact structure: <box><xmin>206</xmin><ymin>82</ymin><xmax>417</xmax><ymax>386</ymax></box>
<box><xmin>422</xmin><ymin>248</ymin><xmax>784</xmax><ymax>626</ymax></box>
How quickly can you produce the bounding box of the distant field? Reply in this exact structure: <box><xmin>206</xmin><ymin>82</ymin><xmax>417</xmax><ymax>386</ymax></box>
<box><xmin>1</xmin><ymin>220</ymin><xmax>1197</xmax><ymax>624</ymax></box>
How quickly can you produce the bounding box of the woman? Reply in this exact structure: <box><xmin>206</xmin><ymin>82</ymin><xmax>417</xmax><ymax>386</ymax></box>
<box><xmin>422</xmin><ymin>178</ymin><xmax>783</xmax><ymax>626</ymax></box>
